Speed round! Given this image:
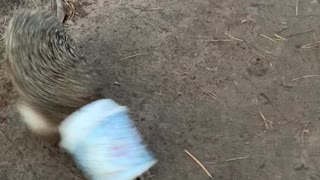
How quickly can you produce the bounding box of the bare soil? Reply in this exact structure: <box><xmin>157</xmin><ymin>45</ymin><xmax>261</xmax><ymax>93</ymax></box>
<box><xmin>1</xmin><ymin>0</ymin><xmax>320</xmax><ymax>179</ymax></box>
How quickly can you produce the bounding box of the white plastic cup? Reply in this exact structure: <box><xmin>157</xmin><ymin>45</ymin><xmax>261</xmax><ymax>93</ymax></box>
<box><xmin>59</xmin><ymin>99</ymin><xmax>157</xmax><ymax>180</ymax></box>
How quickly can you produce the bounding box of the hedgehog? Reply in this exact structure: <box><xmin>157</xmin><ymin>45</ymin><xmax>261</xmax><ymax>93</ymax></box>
<box><xmin>3</xmin><ymin>9</ymin><xmax>102</xmax><ymax>144</ymax></box>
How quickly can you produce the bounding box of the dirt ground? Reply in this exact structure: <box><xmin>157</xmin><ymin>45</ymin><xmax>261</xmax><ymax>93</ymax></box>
<box><xmin>2</xmin><ymin>0</ymin><xmax>320</xmax><ymax>179</ymax></box>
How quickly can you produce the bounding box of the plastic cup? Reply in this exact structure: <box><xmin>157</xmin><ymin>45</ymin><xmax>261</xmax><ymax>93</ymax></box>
<box><xmin>59</xmin><ymin>99</ymin><xmax>157</xmax><ymax>180</ymax></box>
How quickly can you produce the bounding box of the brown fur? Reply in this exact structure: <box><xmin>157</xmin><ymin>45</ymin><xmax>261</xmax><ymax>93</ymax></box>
<box><xmin>4</xmin><ymin>10</ymin><xmax>101</xmax><ymax>144</ymax></box>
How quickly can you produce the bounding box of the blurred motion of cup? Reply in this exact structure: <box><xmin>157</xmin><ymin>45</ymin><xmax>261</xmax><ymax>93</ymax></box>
<box><xmin>59</xmin><ymin>99</ymin><xmax>157</xmax><ymax>180</ymax></box>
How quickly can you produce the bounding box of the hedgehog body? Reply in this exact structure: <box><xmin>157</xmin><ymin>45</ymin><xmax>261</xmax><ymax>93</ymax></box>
<box><xmin>4</xmin><ymin>10</ymin><xmax>101</xmax><ymax>142</ymax></box>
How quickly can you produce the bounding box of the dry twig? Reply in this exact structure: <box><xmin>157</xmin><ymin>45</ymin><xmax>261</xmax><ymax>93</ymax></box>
<box><xmin>63</xmin><ymin>165</ymin><xmax>84</xmax><ymax>180</ymax></box>
<box><xmin>184</xmin><ymin>150</ymin><xmax>214</xmax><ymax>179</ymax></box>
<box><xmin>301</xmin><ymin>41</ymin><xmax>320</xmax><ymax>48</ymax></box>
<box><xmin>273</xmin><ymin>34</ymin><xmax>287</xmax><ymax>41</ymax></box>
<box><xmin>55</xmin><ymin>0</ymin><xmax>77</xmax><ymax>23</ymax></box>
<box><xmin>221</xmin><ymin>33</ymin><xmax>271</xmax><ymax>55</ymax></box>
<box><xmin>286</xmin><ymin>29</ymin><xmax>314</xmax><ymax>38</ymax></box>
<box><xmin>69</xmin><ymin>173</ymin><xmax>83</xmax><ymax>180</ymax></box>
<box><xmin>296</xmin><ymin>0</ymin><xmax>300</xmax><ymax>16</ymax></box>
<box><xmin>252</xmin><ymin>50</ymin><xmax>266</xmax><ymax>58</ymax></box>
<box><xmin>259</xmin><ymin>34</ymin><xmax>281</xmax><ymax>45</ymax></box>
<box><xmin>207</xmin><ymin>39</ymin><xmax>233</xmax><ymax>42</ymax></box>
<box><xmin>259</xmin><ymin>93</ymin><xmax>288</xmax><ymax>123</ymax></box>
<box><xmin>224</xmin><ymin>156</ymin><xmax>249</xmax><ymax>162</ymax></box>
<box><xmin>0</xmin><ymin>130</ymin><xmax>24</xmax><ymax>155</ymax></box>
<box><xmin>241</xmin><ymin>16</ymin><xmax>255</xmax><ymax>23</ymax></box>
<box><xmin>155</xmin><ymin>92</ymin><xmax>164</xmax><ymax>97</ymax></box>
<box><xmin>149</xmin><ymin>8</ymin><xmax>164</xmax><ymax>11</ymax></box>
<box><xmin>198</xmin><ymin>86</ymin><xmax>218</xmax><ymax>101</ymax></box>
<box><xmin>206</xmin><ymin>67</ymin><xmax>218</xmax><ymax>72</ymax></box>
<box><xmin>121</xmin><ymin>53</ymin><xmax>149</xmax><ymax>60</ymax></box>
<box><xmin>205</xmin><ymin>157</ymin><xmax>249</xmax><ymax>164</ymax></box>
<box><xmin>225</xmin><ymin>32</ymin><xmax>243</xmax><ymax>42</ymax></box>
<box><xmin>0</xmin><ymin>130</ymin><xmax>11</xmax><ymax>143</ymax></box>
<box><xmin>301</xmin><ymin>121</ymin><xmax>310</xmax><ymax>146</ymax></box>
<box><xmin>290</xmin><ymin>75</ymin><xmax>320</xmax><ymax>81</ymax></box>
<box><xmin>254</xmin><ymin>98</ymin><xmax>273</xmax><ymax>129</ymax></box>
